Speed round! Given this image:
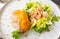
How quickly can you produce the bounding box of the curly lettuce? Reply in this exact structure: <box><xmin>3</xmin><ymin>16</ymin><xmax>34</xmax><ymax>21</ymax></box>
<box><xmin>30</xmin><ymin>4</ymin><xmax>60</xmax><ymax>33</ymax></box>
<box><xmin>23</xmin><ymin>2</ymin><xmax>40</xmax><ymax>13</ymax></box>
<box><xmin>30</xmin><ymin>18</ymin><xmax>50</xmax><ymax>33</ymax></box>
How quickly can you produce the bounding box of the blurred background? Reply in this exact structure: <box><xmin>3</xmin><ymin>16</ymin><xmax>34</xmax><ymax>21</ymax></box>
<box><xmin>52</xmin><ymin>0</ymin><xmax>60</xmax><ymax>8</ymax></box>
<box><xmin>52</xmin><ymin>0</ymin><xmax>60</xmax><ymax>6</ymax></box>
<box><xmin>0</xmin><ymin>0</ymin><xmax>60</xmax><ymax>10</ymax></box>
<box><xmin>0</xmin><ymin>0</ymin><xmax>60</xmax><ymax>39</ymax></box>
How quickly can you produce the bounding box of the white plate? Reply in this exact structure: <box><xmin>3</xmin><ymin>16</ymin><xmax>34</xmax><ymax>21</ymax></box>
<box><xmin>0</xmin><ymin>0</ymin><xmax>60</xmax><ymax>39</ymax></box>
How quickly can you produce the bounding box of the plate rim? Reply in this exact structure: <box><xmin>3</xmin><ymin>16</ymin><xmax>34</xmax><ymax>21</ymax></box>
<box><xmin>0</xmin><ymin>0</ymin><xmax>60</xmax><ymax>39</ymax></box>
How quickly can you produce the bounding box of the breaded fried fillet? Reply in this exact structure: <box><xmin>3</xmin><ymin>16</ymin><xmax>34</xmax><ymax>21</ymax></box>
<box><xmin>11</xmin><ymin>10</ymin><xmax>30</xmax><ymax>32</ymax></box>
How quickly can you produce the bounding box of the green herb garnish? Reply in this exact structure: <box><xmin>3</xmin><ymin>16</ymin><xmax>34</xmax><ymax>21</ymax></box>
<box><xmin>51</xmin><ymin>15</ymin><xmax>60</xmax><ymax>23</ymax></box>
<box><xmin>12</xmin><ymin>30</ymin><xmax>20</xmax><ymax>39</ymax></box>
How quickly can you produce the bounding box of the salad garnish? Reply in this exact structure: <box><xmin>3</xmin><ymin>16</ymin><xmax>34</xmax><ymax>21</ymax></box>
<box><xmin>23</xmin><ymin>2</ymin><xmax>60</xmax><ymax>33</ymax></box>
<box><xmin>11</xmin><ymin>1</ymin><xmax>60</xmax><ymax>39</ymax></box>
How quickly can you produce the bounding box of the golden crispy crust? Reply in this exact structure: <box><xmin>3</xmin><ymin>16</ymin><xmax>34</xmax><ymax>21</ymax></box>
<box><xmin>12</xmin><ymin>10</ymin><xmax>30</xmax><ymax>32</ymax></box>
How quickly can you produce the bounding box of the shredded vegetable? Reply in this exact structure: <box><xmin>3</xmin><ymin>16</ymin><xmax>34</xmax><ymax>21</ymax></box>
<box><xmin>12</xmin><ymin>1</ymin><xmax>60</xmax><ymax>39</ymax></box>
<box><xmin>24</xmin><ymin>2</ymin><xmax>60</xmax><ymax>33</ymax></box>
